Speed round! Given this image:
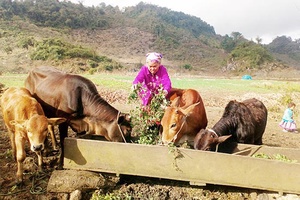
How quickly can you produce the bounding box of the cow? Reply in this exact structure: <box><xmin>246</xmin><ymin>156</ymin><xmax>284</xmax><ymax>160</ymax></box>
<box><xmin>194</xmin><ymin>98</ymin><xmax>268</xmax><ymax>151</ymax></box>
<box><xmin>160</xmin><ymin>88</ymin><xmax>208</xmax><ymax>145</ymax></box>
<box><xmin>0</xmin><ymin>87</ymin><xmax>66</xmax><ymax>183</ymax></box>
<box><xmin>24</xmin><ymin>66</ymin><xmax>132</xmax><ymax>167</ymax></box>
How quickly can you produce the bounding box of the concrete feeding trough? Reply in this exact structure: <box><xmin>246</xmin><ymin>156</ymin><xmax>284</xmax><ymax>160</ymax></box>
<box><xmin>64</xmin><ymin>136</ymin><xmax>300</xmax><ymax>195</ymax></box>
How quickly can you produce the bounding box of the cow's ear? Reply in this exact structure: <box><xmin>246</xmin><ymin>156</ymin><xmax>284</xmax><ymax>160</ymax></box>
<box><xmin>170</xmin><ymin>96</ymin><xmax>180</xmax><ymax>107</ymax></box>
<box><xmin>181</xmin><ymin>102</ymin><xmax>200</xmax><ymax>116</ymax></box>
<box><xmin>10</xmin><ymin>120</ymin><xmax>26</xmax><ymax>128</ymax></box>
<box><xmin>118</xmin><ymin>113</ymin><xmax>131</xmax><ymax>124</ymax></box>
<box><xmin>124</xmin><ymin>114</ymin><xmax>131</xmax><ymax>122</ymax></box>
<box><xmin>217</xmin><ymin>135</ymin><xmax>232</xmax><ymax>143</ymax></box>
<box><xmin>194</xmin><ymin>129</ymin><xmax>205</xmax><ymax>143</ymax></box>
<box><xmin>47</xmin><ymin>117</ymin><xmax>67</xmax><ymax>126</ymax></box>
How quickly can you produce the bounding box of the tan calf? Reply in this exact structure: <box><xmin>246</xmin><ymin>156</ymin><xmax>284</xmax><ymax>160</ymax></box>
<box><xmin>0</xmin><ymin>87</ymin><xmax>65</xmax><ymax>183</ymax></box>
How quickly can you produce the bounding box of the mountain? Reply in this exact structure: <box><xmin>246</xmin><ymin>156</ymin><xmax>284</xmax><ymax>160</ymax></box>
<box><xmin>267</xmin><ymin>36</ymin><xmax>300</xmax><ymax>68</ymax></box>
<box><xmin>0</xmin><ymin>0</ymin><xmax>299</xmax><ymax>76</ymax></box>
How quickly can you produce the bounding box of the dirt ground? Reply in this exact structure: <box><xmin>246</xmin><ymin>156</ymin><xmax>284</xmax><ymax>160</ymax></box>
<box><xmin>0</xmin><ymin>87</ymin><xmax>300</xmax><ymax>200</ymax></box>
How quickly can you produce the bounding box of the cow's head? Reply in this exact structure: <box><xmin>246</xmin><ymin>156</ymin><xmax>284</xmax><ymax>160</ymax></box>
<box><xmin>69</xmin><ymin>113</ymin><xmax>132</xmax><ymax>142</ymax></box>
<box><xmin>160</xmin><ymin>98</ymin><xmax>200</xmax><ymax>144</ymax></box>
<box><xmin>194</xmin><ymin>129</ymin><xmax>231</xmax><ymax>151</ymax></box>
<box><xmin>115</xmin><ymin>113</ymin><xmax>132</xmax><ymax>142</ymax></box>
<box><xmin>10</xmin><ymin>115</ymin><xmax>49</xmax><ymax>152</ymax></box>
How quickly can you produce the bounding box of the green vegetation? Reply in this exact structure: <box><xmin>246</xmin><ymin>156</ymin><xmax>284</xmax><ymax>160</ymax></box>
<box><xmin>128</xmin><ymin>84</ymin><xmax>168</xmax><ymax>145</ymax></box>
<box><xmin>126</xmin><ymin>2</ymin><xmax>215</xmax><ymax>38</ymax></box>
<box><xmin>221</xmin><ymin>32</ymin><xmax>246</xmax><ymax>53</ymax></box>
<box><xmin>268</xmin><ymin>36</ymin><xmax>300</xmax><ymax>61</ymax></box>
<box><xmin>0</xmin><ymin>0</ymin><xmax>110</xmax><ymax>29</ymax></box>
<box><xmin>29</xmin><ymin>38</ymin><xmax>123</xmax><ymax>71</ymax></box>
<box><xmin>31</xmin><ymin>38</ymin><xmax>90</xmax><ymax>60</ymax></box>
<box><xmin>91</xmin><ymin>190</ymin><xmax>132</xmax><ymax>200</ymax></box>
<box><xmin>230</xmin><ymin>41</ymin><xmax>274</xmax><ymax>71</ymax></box>
<box><xmin>82</xmin><ymin>74</ymin><xmax>300</xmax><ymax>95</ymax></box>
<box><xmin>0</xmin><ymin>75</ymin><xmax>28</xmax><ymax>88</ymax></box>
<box><xmin>2</xmin><ymin>73</ymin><xmax>300</xmax><ymax>94</ymax></box>
<box><xmin>181</xmin><ymin>64</ymin><xmax>192</xmax><ymax>71</ymax></box>
<box><xmin>0</xmin><ymin>0</ymin><xmax>215</xmax><ymax>37</ymax></box>
<box><xmin>221</xmin><ymin>33</ymin><xmax>276</xmax><ymax>72</ymax></box>
<box><xmin>0</xmin><ymin>0</ymin><xmax>299</xmax><ymax>73</ymax></box>
<box><xmin>253</xmin><ymin>153</ymin><xmax>297</xmax><ymax>163</ymax></box>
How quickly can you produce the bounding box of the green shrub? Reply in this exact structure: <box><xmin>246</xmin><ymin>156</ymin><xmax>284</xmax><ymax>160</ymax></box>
<box><xmin>88</xmin><ymin>68</ymin><xmax>97</xmax><ymax>75</ymax></box>
<box><xmin>29</xmin><ymin>38</ymin><xmax>123</xmax><ymax>72</ymax></box>
<box><xmin>3</xmin><ymin>45</ymin><xmax>13</xmax><ymax>54</ymax></box>
<box><xmin>128</xmin><ymin>84</ymin><xmax>169</xmax><ymax>145</ymax></box>
<box><xmin>66</xmin><ymin>47</ymin><xmax>94</xmax><ymax>59</ymax></box>
<box><xmin>280</xmin><ymin>94</ymin><xmax>293</xmax><ymax>106</ymax></box>
<box><xmin>182</xmin><ymin>64</ymin><xmax>192</xmax><ymax>70</ymax></box>
<box><xmin>30</xmin><ymin>38</ymin><xmax>96</xmax><ymax>61</ymax></box>
<box><xmin>18</xmin><ymin>36</ymin><xmax>36</xmax><ymax>49</ymax></box>
<box><xmin>90</xmin><ymin>190</ymin><xmax>132</xmax><ymax>200</ymax></box>
<box><xmin>87</xmin><ymin>60</ymin><xmax>99</xmax><ymax>68</ymax></box>
<box><xmin>104</xmin><ymin>65</ymin><xmax>113</xmax><ymax>71</ymax></box>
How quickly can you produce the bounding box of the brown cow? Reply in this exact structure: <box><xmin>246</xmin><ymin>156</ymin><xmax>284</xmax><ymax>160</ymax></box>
<box><xmin>0</xmin><ymin>87</ymin><xmax>66</xmax><ymax>183</ymax></box>
<box><xmin>24</xmin><ymin>66</ymin><xmax>132</xmax><ymax>167</ymax></box>
<box><xmin>160</xmin><ymin>88</ymin><xmax>208</xmax><ymax>145</ymax></box>
<box><xmin>194</xmin><ymin>98</ymin><xmax>268</xmax><ymax>151</ymax></box>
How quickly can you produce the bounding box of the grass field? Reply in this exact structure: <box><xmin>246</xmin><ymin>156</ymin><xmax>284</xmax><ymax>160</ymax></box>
<box><xmin>1</xmin><ymin>73</ymin><xmax>300</xmax><ymax>96</ymax></box>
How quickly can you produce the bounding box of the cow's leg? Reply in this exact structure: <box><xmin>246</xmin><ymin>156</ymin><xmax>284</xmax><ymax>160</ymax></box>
<box><xmin>48</xmin><ymin>124</ymin><xmax>58</xmax><ymax>151</ymax></box>
<box><xmin>255</xmin><ymin>136</ymin><xmax>263</xmax><ymax>145</ymax></box>
<box><xmin>35</xmin><ymin>151</ymin><xmax>43</xmax><ymax>172</ymax></box>
<box><xmin>237</xmin><ymin>127</ymin><xmax>254</xmax><ymax>144</ymax></box>
<box><xmin>9</xmin><ymin>131</ymin><xmax>17</xmax><ymax>160</ymax></box>
<box><xmin>15</xmin><ymin>137</ymin><xmax>26</xmax><ymax>184</ymax></box>
<box><xmin>57</xmin><ymin>123</ymin><xmax>68</xmax><ymax>169</ymax></box>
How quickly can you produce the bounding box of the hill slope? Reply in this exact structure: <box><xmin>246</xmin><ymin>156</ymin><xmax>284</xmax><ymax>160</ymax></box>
<box><xmin>0</xmin><ymin>0</ymin><xmax>299</xmax><ymax>76</ymax></box>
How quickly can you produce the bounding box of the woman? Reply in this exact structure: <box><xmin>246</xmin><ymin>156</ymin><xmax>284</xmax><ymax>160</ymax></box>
<box><xmin>132</xmin><ymin>52</ymin><xmax>172</xmax><ymax>106</ymax></box>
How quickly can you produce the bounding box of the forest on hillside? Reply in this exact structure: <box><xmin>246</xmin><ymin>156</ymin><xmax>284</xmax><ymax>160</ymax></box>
<box><xmin>0</xmin><ymin>0</ymin><xmax>299</xmax><ymax>73</ymax></box>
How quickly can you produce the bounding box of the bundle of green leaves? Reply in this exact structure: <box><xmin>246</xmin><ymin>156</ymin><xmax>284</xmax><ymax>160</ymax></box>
<box><xmin>128</xmin><ymin>84</ymin><xmax>169</xmax><ymax>145</ymax></box>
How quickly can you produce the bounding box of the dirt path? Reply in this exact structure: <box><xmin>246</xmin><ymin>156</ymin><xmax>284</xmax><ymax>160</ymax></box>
<box><xmin>0</xmin><ymin>88</ymin><xmax>300</xmax><ymax>199</ymax></box>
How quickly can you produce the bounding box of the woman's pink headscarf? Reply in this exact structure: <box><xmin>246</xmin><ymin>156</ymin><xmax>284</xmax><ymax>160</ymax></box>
<box><xmin>146</xmin><ymin>52</ymin><xmax>162</xmax><ymax>64</ymax></box>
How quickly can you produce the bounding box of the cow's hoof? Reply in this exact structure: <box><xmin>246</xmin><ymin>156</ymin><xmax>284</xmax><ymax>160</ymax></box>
<box><xmin>55</xmin><ymin>164</ymin><xmax>63</xmax><ymax>170</ymax></box>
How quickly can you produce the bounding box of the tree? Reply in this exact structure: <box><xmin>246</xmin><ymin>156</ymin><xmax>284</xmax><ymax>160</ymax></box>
<box><xmin>221</xmin><ymin>34</ymin><xmax>236</xmax><ymax>53</ymax></box>
<box><xmin>255</xmin><ymin>36</ymin><xmax>262</xmax><ymax>44</ymax></box>
<box><xmin>231</xmin><ymin>32</ymin><xmax>243</xmax><ymax>41</ymax></box>
<box><xmin>230</xmin><ymin>41</ymin><xmax>273</xmax><ymax>70</ymax></box>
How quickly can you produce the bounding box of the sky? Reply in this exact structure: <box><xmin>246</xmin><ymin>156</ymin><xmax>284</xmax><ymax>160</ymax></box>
<box><xmin>70</xmin><ymin>0</ymin><xmax>300</xmax><ymax>44</ymax></box>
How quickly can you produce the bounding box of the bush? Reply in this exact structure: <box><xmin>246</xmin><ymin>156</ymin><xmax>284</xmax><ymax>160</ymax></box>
<box><xmin>18</xmin><ymin>36</ymin><xmax>36</xmax><ymax>49</ymax></box>
<box><xmin>182</xmin><ymin>64</ymin><xmax>192</xmax><ymax>70</ymax></box>
<box><xmin>3</xmin><ymin>45</ymin><xmax>13</xmax><ymax>54</ymax></box>
<box><xmin>88</xmin><ymin>68</ymin><xmax>97</xmax><ymax>75</ymax></box>
<box><xmin>29</xmin><ymin>38</ymin><xmax>123</xmax><ymax>71</ymax></box>
<box><xmin>30</xmin><ymin>38</ymin><xmax>96</xmax><ymax>61</ymax></box>
<box><xmin>128</xmin><ymin>84</ymin><xmax>169</xmax><ymax>145</ymax></box>
<box><xmin>104</xmin><ymin>65</ymin><xmax>113</xmax><ymax>71</ymax></box>
<box><xmin>280</xmin><ymin>94</ymin><xmax>293</xmax><ymax>107</ymax></box>
<box><xmin>87</xmin><ymin>60</ymin><xmax>99</xmax><ymax>68</ymax></box>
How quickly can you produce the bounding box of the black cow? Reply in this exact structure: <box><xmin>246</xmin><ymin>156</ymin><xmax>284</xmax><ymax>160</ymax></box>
<box><xmin>194</xmin><ymin>98</ymin><xmax>267</xmax><ymax>151</ymax></box>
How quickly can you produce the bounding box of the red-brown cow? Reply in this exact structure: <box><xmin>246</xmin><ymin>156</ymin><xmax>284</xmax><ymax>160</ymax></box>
<box><xmin>160</xmin><ymin>88</ymin><xmax>208</xmax><ymax>145</ymax></box>
<box><xmin>25</xmin><ymin>66</ymin><xmax>132</xmax><ymax>167</ymax></box>
<box><xmin>194</xmin><ymin>98</ymin><xmax>268</xmax><ymax>151</ymax></box>
<box><xmin>0</xmin><ymin>87</ymin><xmax>65</xmax><ymax>183</ymax></box>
